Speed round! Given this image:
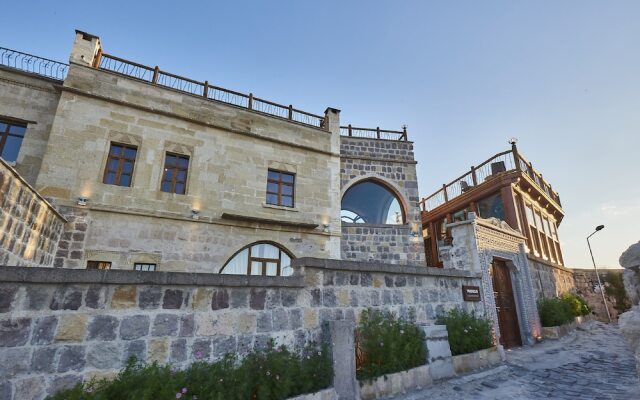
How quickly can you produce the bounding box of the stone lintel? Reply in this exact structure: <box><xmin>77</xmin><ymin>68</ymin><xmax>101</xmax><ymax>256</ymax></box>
<box><xmin>220</xmin><ymin>212</ymin><xmax>319</xmax><ymax>230</ymax></box>
<box><xmin>293</xmin><ymin>257</ymin><xmax>481</xmax><ymax>279</ymax></box>
<box><xmin>0</xmin><ymin>266</ymin><xmax>304</xmax><ymax>288</ymax></box>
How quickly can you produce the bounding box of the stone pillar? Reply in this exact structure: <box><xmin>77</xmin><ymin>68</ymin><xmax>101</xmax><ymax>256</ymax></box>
<box><xmin>328</xmin><ymin>320</ymin><xmax>358</xmax><ymax>400</ymax></box>
<box><xmin>422</xmin><ymin>325</ymin><xmax>455</xmax><ymax>381</ymax></box>
<box><xmin>69</xmin><ymin>30</ymin><xmax>102</xmax><ymax>67</ymax></box>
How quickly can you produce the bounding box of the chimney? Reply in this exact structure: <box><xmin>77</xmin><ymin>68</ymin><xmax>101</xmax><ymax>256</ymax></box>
<box><xmin>69</xmin><ymin>30</ymin><xmax>102</xmax><ymax>67</ymax></box>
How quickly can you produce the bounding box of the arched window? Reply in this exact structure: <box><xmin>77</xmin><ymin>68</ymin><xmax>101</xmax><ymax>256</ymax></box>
<box><xmin>341</xmin><ymin>180</ymin><xmax>405</xmax><ymax>225</ymax></box>
<box><xmin>220</xmin><ymin>242</ymin><xmax>294</xmax><ymax>276</ymax></box>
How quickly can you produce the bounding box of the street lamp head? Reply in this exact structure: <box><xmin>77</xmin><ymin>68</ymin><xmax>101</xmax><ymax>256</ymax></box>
<box><xmin>595</xmin><ymin>225</ymin><xmax>604</xmax><ymax>232</ymax></box>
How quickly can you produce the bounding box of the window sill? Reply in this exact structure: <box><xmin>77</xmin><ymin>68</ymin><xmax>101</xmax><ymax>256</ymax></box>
<box><xmin>262</xmin><ymin>203</ymin><xmax>299</xmax><ymax>212</ymax></box>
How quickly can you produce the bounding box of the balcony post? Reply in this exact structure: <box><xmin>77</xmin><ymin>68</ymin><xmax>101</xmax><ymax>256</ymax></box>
<box><xmin>511</xmin><ymin>142</ymin><xmax>521</xmax><ymax>171</ymax></box>
<box><xmin>442</xmin><ymin>184</ymin><xmax>449</xmax><ymax>202</ymax></box>
<box><xmin>376</xmin><ymin>126</ymin><xmax>380</xmax><ymax>139</ymax></box>
<box><xmin>152</xmin><ymin>66</ymin><xmax>159</xmax><ymax>84</ymax></box>
<box><xmin>288</xmin><ymin>105</ymin><xmax>293</xmax><ymax>120</ymax></box>
<box><xmin>203</xmin><ymin>81</ymin><xmax>209</xmax><ymax>98</ymax></box>
<box><xmin>471</xmin><ymin>166</ymin><xmax>478</xmax><ymax>186</ymax></box>
<box><xmin>248</xmin><ymin>93</ymin><xmax>253</xmax><ymax>110</ymax></box>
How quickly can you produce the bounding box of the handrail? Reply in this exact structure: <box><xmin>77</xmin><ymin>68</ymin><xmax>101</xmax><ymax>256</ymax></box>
<box><xmin>420</xmin><ymin>146</ymin><xmax>562</xmax><ymax>212</ymax></box>
<box><xmin>339</xmin><ymin>125</ymin><xmax>408</xmax><ymax>141</ymax></box>
<box><xmin>96</xmin><ymin>53</ymin><xmax>325</xmax><ymax>129</ymax></box>
<box><xmin>0</xmin><ymin>47</ymin><xmax>68</xmax><ymax>81</ymax></box>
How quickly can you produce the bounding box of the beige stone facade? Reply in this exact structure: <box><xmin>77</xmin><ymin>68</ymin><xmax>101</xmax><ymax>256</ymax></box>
<box><xmin>1</xmin><ymin>31</ymin><xmax>427</xmax><ymax>273</ymax></box>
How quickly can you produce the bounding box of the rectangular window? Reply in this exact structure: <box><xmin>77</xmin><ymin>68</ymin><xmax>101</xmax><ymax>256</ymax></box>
<box><xmin>266</xmin><ymin>170</ymin><xmax>295</xmax><ymax>207</ymax></box>
<box><xmin>525</xmin><ymin>204</ymin><xmax>540</xmax><ymax>254</ymax></box>
<box><xmin>103</xmin><ymin>143</ymin><xmax>137</xmax><ymax>187</ymax></box>
<box><xmin>134</xmin><ymin>263</ymin><xmax>156</xmax><ymax>272</ymax></box>
<box><xmin>0</xmin><ymin>120</ymin><xmax>27</xmax><ymax>162</ymax></box>
<box><xmin>477</xmin><ymin>193</ymin><xmax>505</xmax><ymax>220</ymax></box>
<box><xmin>161</xmin><ymin>153</ymin><xmax>189</xmax><ymax>194</ymax></box>
<box><xmin>87</xmin><ymin>261</ymin><xmax>112</xmax><ymax>270</ymax></box>
<box><xmin>534</xmin><ymin>210</ymin><xmax>549</xmax><ymax>258</ymax></box>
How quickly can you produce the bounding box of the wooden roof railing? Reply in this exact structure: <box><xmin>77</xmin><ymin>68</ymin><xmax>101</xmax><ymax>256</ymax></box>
<box><xmin>419</xmin><ymin>144</ymin><xmax>562</xmax><ymax>212</ymax></box>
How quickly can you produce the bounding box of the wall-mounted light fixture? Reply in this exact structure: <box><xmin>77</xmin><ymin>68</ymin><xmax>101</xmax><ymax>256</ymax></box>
<box><xmin>409</xmin><ymin>223</ymin><xmax>420</xmax><ymax>238</ymax></box>
<box><xmin>191</xmin><ymin>209</ymin><xmax>200</xmax><ymax>220</ymax></box>
<box><xmin>322</xmin><ymin>224</ymin><xmax>330</xmax><ymax>233</ymax></box>
<box><xmin>77</xmin><ymin>196</ymin><xmax>88</xmax><ymax>206</ymax></box>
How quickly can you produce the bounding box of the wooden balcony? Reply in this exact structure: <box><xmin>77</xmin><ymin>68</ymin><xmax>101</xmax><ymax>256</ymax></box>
<box><xmin>419</xmin><ymin>144</ymin><xmax>563</xmax><ymax>218</ymax></box>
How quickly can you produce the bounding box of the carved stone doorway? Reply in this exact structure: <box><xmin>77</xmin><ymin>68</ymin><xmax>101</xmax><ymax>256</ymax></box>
<box><xmin>491</xmin><ymin>259</ymin><xmax>522</xmax><ymax>348</ymax></box>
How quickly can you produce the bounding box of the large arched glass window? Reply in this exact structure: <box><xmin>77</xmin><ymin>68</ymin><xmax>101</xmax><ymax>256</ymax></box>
<box><xmin>341</xmin><ymin>180</ymin><xmax>405</xmax><ymax>225</ymax></box>
<box><xmin>220</xmin><ymin>242</ymin><xmax>294</xmax><ymax>276</ymax></box>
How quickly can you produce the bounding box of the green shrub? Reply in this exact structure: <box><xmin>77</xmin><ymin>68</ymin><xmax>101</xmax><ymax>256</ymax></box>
<box><xmin>437</xmin><ymin>309</ymin><xmax>493</xmax><ymax>356</ymax></box>
<box><xmin>605</xmin><ymin>271</ymin><xmax>632</xmax><ymax>313</ymax></box>
<box><xmin>538</xmin><ymin>297</ymin><xmax>574</xmax><ymax>327</ymax></box>
<box><xmin>49</xmin><ymin>342</ymin><xmax>332</xmax><ymax>400</ymax></box>
<box><xmin>560</xmin><ymin>292</ymin><xmax>591</xmax><ymax>317</ymax></box>
<box><xmin>356</xmin><ymin>309</ymin><xmax>427</xmax><ymax>381</ymax></box>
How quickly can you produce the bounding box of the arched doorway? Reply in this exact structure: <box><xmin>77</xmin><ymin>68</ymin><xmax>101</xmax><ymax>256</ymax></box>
<box><xmin>490</xmin><ymin>259</ymin><xmax>522</xmax><ymax>348</ymax></box>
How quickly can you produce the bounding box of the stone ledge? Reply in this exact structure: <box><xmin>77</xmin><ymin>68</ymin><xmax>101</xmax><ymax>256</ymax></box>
<box><xmin>451</xmin><ymin>346</ymin><xmax>503</xmax><ymax>374</ymax></box>
<box><xmin>293</xmin><ymin>257</ymin><xmax>481</xmax><ymax>279</ymax></box>
<box><xmin>0</xmin><ymin>266</ymin><xmax>304</xmax><ymax>288</ymax></box>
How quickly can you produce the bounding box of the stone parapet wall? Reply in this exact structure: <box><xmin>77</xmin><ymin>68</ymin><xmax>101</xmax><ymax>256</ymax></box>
<box><xmin>340</xmin><ymin>137</ymin><xmax>415</xmax><ymax>163</ymax></box>
<box><xmin>573</xmin><ymin>268</ymin><xmax>626</xmax><ymax>321</ymax></box>
<box><xmin>528</xmin><ymin>259</ymin><xmax>575</xmax><ymax>300</ymax></box>
<box><xmin>0</xmin><ymin>159</ymin><xmax>65</xmax><ymax>268</ymax></box>
<box><xmin>0</xmin><ymin>259</ymin><xmax>483</xmax><ymax>400</ymax></box>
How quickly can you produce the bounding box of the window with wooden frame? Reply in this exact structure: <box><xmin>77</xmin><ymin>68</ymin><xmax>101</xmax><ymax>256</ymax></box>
<box><xmin>103</xmin><ymin>143</ymin><xmax>137</xmax><ymax>187</ymax></box>
<box><xmin>86</xmin><ymin>261</ymin><xmax>112</xmax><ymax>270</ymax></box>
<box><xmin>161</xmin><ymin>153</ymin><xmax>189</xmax><ymax>194</ymax></box>
<box><xmin>266</xmin><ymin>170</ymin><xmax>294</xmax><ymax>207</ymax></box>
<box><xmin>534</xmin><ymin>210</ymin><xmax>549</xmax><ymax>259</ymax></box>
<box><xmin>219</xmin><ymin>242</ymin><xmax>294</xmax><ymax>276</ymax></box>
<box><xmin>542</xmin><ymin>216</ymin><xmax>557</xmax><ymax>262</ymax></box>
<box><xmin>524</xmin><ymin>204</ymin><xmax>541</xmax><ymax>255</ymax></box>
<box><xmin>0</xmin><ymin>119</ymin><xmax>27</xmax><ymax>162</ymax></box>
<box><xmin>134</xmin><ymin>263</ymin><xmax>156</xmax><ymax>272</ymax></box>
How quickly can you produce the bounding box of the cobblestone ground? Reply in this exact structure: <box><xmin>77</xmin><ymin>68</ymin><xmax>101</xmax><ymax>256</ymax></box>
<box><xmin>391</xmin><ymin>321</ymin><xmax>639</xmax><ymax>400</ymax></box>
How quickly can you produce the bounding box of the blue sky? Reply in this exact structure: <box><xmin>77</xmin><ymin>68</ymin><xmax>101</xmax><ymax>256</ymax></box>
<box><xmin>2</xmin><ymin>1</ymin><xmax>638</xmax><ymax>268</ymax></box>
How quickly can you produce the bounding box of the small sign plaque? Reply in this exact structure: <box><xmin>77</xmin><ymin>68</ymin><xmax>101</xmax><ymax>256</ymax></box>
<box><xmin>462</xmin><ymin>285</ymin><xmax>481</xmax><ymax>302</ymax></box>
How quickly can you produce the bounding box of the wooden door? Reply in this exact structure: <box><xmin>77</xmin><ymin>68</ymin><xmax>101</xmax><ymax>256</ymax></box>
<box><xmin>491</xmin><ymin>259</ymin><xmax>522</xmax><ymax>348</ymax></box>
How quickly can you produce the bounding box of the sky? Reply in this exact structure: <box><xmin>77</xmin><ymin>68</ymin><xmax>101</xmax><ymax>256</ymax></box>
<box><xmin>1</xmin><ymin>1</ymin><xmax>638</xmax><ymax>269</ymax></box>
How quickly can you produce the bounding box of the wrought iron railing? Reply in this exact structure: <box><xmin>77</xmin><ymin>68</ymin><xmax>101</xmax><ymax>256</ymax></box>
<box><xmin>340</xmin><ymin>125</ymin><xmax>408</xmax><ymax>141</ymax></box>
<box><xmin>96</xmin><ymin>53</ymin><xmax>326</xmax><ymax>129</ymax></box>
<box><xmin>420</xmin><ymin>146</ymin><xmax>562</xmax><ymax>212</ymax></box>
<box><xmin>0</xmin><ymin>47</ymin><xmax>68</xmax><ymax>80</ymax></box>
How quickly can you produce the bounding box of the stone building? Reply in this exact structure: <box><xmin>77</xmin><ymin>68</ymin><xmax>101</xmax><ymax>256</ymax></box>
<box><xmin>1</xmin><ymin>31</ymin><xmax>424</xmax><ymax>274</ymax></box>
<box><xmin>0</xmin><ymin>30</ymin><xmax>577</xmax><ymax>399</ymax></box>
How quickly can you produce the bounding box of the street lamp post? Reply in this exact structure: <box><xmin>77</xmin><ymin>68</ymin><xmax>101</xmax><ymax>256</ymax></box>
<box><xmin>587</xmin><ymin>225</ymin><xmax>612</xmax><ymax>323</ymax></box>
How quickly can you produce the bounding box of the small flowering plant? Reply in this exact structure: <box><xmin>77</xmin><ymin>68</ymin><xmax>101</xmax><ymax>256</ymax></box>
<box><xmin>437</xmin><ymin>308</ymin><xmax>493</xmax><ymax>355</ymax></box>
<box><xmin>356</xmin><ymin>309</ymin><xmax>427</xmax><ymax>380</ymax></box>
<box><xmin>50</xmin><ymin>343</ymin><xmax>332</xmax><ymax>400</ymax></box>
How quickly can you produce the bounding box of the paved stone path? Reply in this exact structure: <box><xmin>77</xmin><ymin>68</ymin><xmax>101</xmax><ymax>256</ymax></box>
<box><xmin>392</xmin><ymin>321</ymin><xmax>639</xmax><ymax>399</ymax></box>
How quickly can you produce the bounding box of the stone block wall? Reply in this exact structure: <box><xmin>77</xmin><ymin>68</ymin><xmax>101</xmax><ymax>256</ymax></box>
<box><xmin>0</xmin><ymin>159</ymin><xmax>65</xmax><ymax>268</ymax></box>
<box><xmin>340</xmin><ymin>137</ymin><xmax>425</xmax><ymax>265</ymax></box>
<box><xmin>573</xmin><ymin>268</ymin><xmax>627</xmax><ymax>321</ymax></box>
<box><xmin>528</xmin><ymin>259</ymin><xmax>575</xmax><ymax>300</ymax></box>
<box><xmin>0</xmin><ymin>259</ymin><xmax>482</xmax><ymax>400</ymax></box>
